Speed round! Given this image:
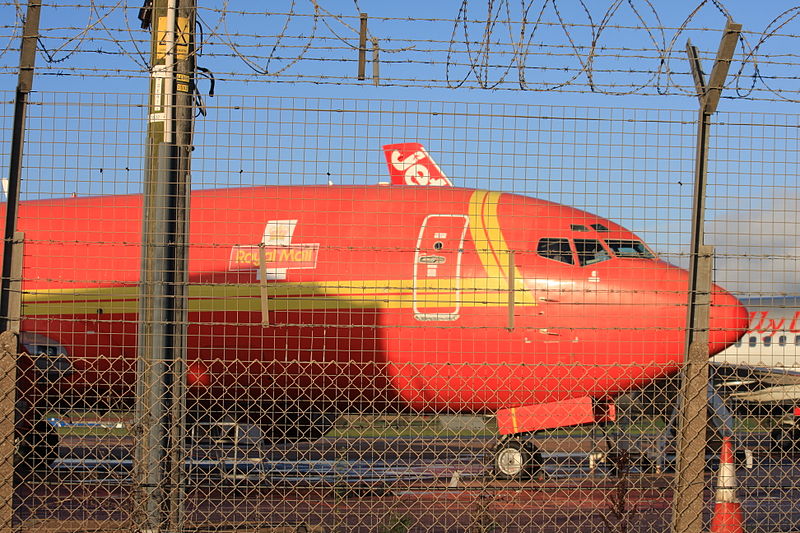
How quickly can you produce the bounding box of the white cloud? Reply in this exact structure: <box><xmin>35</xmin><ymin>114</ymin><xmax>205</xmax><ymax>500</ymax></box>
<box><xmin>707</xmin><ymin>195</ymin><xmax>800</xmax><ymax>296</ymax></box>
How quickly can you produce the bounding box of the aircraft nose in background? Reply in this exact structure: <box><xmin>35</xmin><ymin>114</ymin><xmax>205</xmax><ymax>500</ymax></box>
<box><xmin>708</xmin><ymin>287</ymin><xmax>749</xmax><ymax>355</ymax></box>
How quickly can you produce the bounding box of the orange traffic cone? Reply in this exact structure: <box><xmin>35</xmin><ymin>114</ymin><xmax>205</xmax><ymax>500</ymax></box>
<box><xmin>709</xmin><ymin>436</ymin><xmax>744</xmax><ymax>533</ymax></box>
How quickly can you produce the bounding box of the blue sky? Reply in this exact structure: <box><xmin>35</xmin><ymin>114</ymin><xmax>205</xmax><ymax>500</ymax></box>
<box><xmin>1</xmin><ymin>1</ymin><xmax>799</xmax><ymax>294</ymax></box>
<box><xmin>4</xmin><ymin>1</ymin><xmax>800</xmax><ymax>108</ymax></box>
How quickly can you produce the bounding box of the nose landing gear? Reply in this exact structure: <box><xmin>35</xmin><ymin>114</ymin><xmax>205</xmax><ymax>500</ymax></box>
<box><xmin>492</xmin><ymin>433</ymin><xmax>542</xmax><ymax>480</ymax></box>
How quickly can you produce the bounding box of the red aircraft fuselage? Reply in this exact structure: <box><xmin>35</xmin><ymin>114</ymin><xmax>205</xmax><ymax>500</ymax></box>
<box><xmin>13</xmin><ymin>185</ymin><xmax>748</xmax><ymax>426</ymax></box>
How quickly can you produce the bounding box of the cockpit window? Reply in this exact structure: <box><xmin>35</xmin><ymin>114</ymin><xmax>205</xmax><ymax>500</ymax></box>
<box><xmin>574</xmin><ymin>239</ymin><xmax>611</xmax><ymax>266</ymax></box>
<box><xmin>604</xmin><ymin>239</ymin><xmax>655</xmax><ymax>259</ymax></box>
<box><xmin>537</xmin><ymin>238</ymin><xmax>574</xmax><ymax>265</ymax></box>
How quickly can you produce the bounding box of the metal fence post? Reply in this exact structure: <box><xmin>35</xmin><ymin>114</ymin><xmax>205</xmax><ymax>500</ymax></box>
<box><xmin>672</xmin><ymin>19</ymin><xmax>741</xmax><ymax>533</ymax></box>
<box><xmin>1</xmin><ymin>3</ymin><xmax>42</xmax><ymax>529</ymax></box>
<box><xmin>135</xmin><ymin>1</ymin><xmax>195</xmax><ymax>531</ymax></box>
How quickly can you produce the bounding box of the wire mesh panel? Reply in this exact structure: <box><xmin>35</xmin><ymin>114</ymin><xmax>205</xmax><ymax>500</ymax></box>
<box><xmin>1</xmin><ymin>2</ymin><xmax>800</xmax><ymax>533</ymax></box>
<box><xmin>3</xmin><ymin>91</ymin><xmax>794</xmax><ymax>532</ymax></box>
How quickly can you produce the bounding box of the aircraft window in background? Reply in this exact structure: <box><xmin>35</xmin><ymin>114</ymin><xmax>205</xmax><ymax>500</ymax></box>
<box><xmin>604</xmin><ymin>239</ymin><xmax>655</xmax><ymax>259</ymax></box>
<box><xmin>734</xmin><ymin>339</ymin><xmax>742</xmax><ymax>347</ymax></box>
<box><xmin>570</xmin><ymin>224</ymin><xmax>589</xmax><ymax>232</ymax></box>
<box><xmin>779</xmin><ymin>335</ymin><xmax>787</xmax><ymax>346</ymax></box>
<box><xmin>748</xmin><ymin>336</ymin><xmax>757</xmax><ymax>347</ymax></box>
<box><xmin>536</xmin><ymin>238</ymin><xmax>574</xmax><ymax>265</ymax></box>
<box><xmin>764</xmin><ymin>336</ymin><xmax>772</xmax><ymax>347</ymax></box>
<box><xmin>591</xmin><ymin>223</ymin><xmax>610</xmax><ymax>232</ymax></box>
<box><xmin>795</xmin><ymin>335</ymin><xmax>800</xmax><ymax>346</ymax></box>
<box><xmin>574</xmin><ymin>239</ymin><xmax>611</xmax><ymax>266</ymax></box>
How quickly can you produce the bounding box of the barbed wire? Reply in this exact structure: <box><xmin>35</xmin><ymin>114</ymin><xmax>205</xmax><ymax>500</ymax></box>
<box><xmin>1</xmin><ymin>1</ymin><xmax>800</xmax><ymax>101</ymax></box>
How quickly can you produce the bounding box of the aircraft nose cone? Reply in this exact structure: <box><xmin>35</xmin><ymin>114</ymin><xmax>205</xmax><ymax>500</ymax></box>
<box><xmin>708</xmin><ymin>287</ymin><xmax>749</xmax><ymax>355</ymax></box>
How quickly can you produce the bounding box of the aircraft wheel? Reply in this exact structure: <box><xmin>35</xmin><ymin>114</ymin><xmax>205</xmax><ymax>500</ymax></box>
<box><xmin>493</xmin><ymin>439</ymin><xmax>533</xmax><ymax>480</ymax></box>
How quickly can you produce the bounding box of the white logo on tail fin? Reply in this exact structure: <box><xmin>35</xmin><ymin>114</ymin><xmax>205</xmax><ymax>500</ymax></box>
<box><xmin>382</xmin><ymin>143</ymin><xmax>453</xmax><ymax>186</ymax></box>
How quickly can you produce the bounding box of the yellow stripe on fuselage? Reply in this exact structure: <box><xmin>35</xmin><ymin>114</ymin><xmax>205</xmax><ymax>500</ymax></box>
<box><xmin>22</xmin><ymin>189</ymin><xmax>534</xmax><ymax>316</ymax></box>
<box><xmin>467</xmin><ymin>190</ymin><xmax>534</xmax><ymax>306</ymax></box>
<box><xmin>469</xmin><ymin>190</ymin><xmax>505</xmax><ymax>283</ymax></box>
<box><xmin>21</xmin><ymin>276</ymin><xmax>521</xmax><ymax>316</ymax></box>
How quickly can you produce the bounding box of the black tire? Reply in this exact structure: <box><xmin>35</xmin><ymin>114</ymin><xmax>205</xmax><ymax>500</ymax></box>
<box><xmin>493</xmin><ymin>439</ymin><xmax>532</xmax><ymax>480</ymax></box>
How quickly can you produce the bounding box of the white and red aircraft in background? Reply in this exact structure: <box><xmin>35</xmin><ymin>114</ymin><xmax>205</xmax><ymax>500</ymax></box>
<box><xmin>712</xmin><ymin>296</ymin><xmax>800</xmax><ymax>450</ymax></box>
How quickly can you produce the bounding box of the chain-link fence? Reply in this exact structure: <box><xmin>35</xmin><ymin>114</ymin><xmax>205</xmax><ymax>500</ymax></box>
<box><xmin>2</xmin><ymin>3</ymin><xmax>800</xmax><ymax>533</ymax></box>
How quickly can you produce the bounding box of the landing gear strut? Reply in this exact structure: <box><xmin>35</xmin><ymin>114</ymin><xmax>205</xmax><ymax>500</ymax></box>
<box><xmin>493</xmin><ymin>433</ymin><xmax>542</xmax><ymax>480</ymax></box>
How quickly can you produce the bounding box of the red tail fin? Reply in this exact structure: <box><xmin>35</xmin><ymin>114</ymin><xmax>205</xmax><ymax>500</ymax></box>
<box><xmin>382</xmin><ymin>143</ymin><xmax>452</xmax><ymax>186</ymax></box>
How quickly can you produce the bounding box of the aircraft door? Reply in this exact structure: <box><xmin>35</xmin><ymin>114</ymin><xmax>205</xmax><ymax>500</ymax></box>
<box><xmin>413</xmin><ymin>215</ymin><xmax>469</xmax><ymax>321</ymax></box>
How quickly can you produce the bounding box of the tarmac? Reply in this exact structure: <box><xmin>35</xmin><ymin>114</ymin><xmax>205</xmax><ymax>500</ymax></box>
<box><xmin>11</xmin><ymin>432</ymin><xmax>800</xmax><ymax>532</ymax></box>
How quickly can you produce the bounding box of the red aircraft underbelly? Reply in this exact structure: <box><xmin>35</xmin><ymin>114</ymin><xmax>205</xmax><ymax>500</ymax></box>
<box><xmin>29</xmin><ymin>292</ymin><xmax>693</xmax><ymax>414</ymax></box>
